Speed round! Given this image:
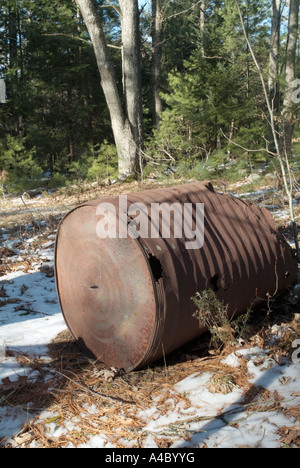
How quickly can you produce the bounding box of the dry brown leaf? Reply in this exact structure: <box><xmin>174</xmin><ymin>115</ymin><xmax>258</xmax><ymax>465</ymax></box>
<box><xmin>277</xmin><ymin>425</ymin><xmax>300</xmax><ymax>446</ymax></box>
<box><xmin>0</xmin><ymin>286</ymin><xmax>8</xmax><ymax>298</ymax></box>
<box><xmin>39</xmin><ymin>264</ymin><xmax>54</xmax><ymax>277</ymax></box>
<box><xmin>1</xmin><ymin>375</ymin><xmax>28</xmax><ymax>391</ymax></box>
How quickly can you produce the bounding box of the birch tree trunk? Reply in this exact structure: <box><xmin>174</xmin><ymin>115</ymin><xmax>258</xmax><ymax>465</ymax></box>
<box><xmin>200</xmin><ymin>0</ymin><xmax>206</xmax><ymax>57</ymax></box>
<box><xmin>282</xmin><ymin>0</ymin><xmax>299</xmax><ymax>155</ymax></box>
<box><xmin>75</xmin><ymin>0</ymin><xmax>141</xmax><ymax>180</ymax></box>
<box><xmin>151</xmin><ymin>0</ymin><xmax>163</xmax><ymax>129</ymax></box>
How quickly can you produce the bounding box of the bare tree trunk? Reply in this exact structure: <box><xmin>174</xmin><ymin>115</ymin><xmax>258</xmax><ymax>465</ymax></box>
<box><xmin>268</xmin><ymin>0</ymin><xmax>281</xmax><ymax>112</ymax></box>
<box><xmin>75</xmin><ymin>0</ymin><xmax>140</xmax><ymax>180</ymax></box>
<box><xmin>200</xmin><ymin>0</ymin><xmax>206</xmax><ymax>57</ymax></box>
<box><xmin>268</xmin><ymin>0</ymin><xmax>281</xmax><ymax>151</ymax></box>
<box><xmin>8</xmin><ymin>4</ymin><xmax>18</xmax><ymax>133</ymax></box>
<box><xmin>282</xmin><ymin>0</ymin><xmax>299</xmax><ymax>155</ymax></box>
<box><xmin>151</xmin><ymin>0</ymin><xmax>163</xmax><ymax>129</ymax></box>
<box><xmin>8</xmin><ymin>7</ymin><xmax>17</xmax><ymax>74</ymax></box>
<box><xmin>234</xmin><ymin>0</ymin><xmax>299</xmax><ymax>263</ymax></box>
<box><xmin>77</xmin><ymin>7</ymin><xmax>94</xmax><ymax>149</ymax></box>
<box><xmin>119</xmin><ymin>0</ymin><xmax>144</xmax><ymax>153</ymax></box>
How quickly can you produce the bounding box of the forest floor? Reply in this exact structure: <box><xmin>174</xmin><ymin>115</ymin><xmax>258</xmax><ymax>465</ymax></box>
<box><xmin>0</xmin><ymin>176</ymin><xmax>299</xmax><ymax>448</ymax></box>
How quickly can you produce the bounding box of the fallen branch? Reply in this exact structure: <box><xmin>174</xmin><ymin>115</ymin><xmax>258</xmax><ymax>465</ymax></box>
<box><xmin>50</xmin><ymin>368</ymin><xmax>136</xmax><ymax>406</ymax></box>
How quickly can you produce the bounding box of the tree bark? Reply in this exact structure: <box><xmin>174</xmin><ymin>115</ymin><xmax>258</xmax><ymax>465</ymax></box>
<box><xmin>151</xmin><ymin>0</ymin><xmax>163</xmax><ymax>129</ymax></box>
<box><xmin>8</xmin><ymin>4</ymin><xmax>19</xmax><ymax>133</ymax></box>
<box><xmin>268</xmin><ymin>0</ymin><xmax>281</xmax><ymax>112</ymax></box>
<box><xmin>268</xmin><ymin>0</ymin><xmax>281</xmax><ymax>150</ymax></box>
<box><xmin>75</xmin><ymin>0</ymin><xmax>140</xmax><ymax>179</ymax></box>
<box><xmin>119</xmin><ymin>0</ymin><xmax>144</xmax><ymax>154</ymax></box>
<box><xmin>282</xmin><ymin>0</ymin><xmax>299</xmax><ymax>155</ymax></box>
<box><xmin>8</xmin><ymin>7</ymin><xmax>17</xmax><ymax>74</ymax></box>
<box><xmin>200</xmin><ymin>0</ymin><xmax>206</xmax><ymax>57</ymax></box>
<box><xmin>235</xmin><ymin>0</ymin><xmax>299</xmax><ymax>262</ymax></box>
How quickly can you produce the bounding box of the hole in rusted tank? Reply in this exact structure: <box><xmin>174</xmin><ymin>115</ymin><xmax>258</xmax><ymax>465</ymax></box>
<box><xmin>90</xmin><ymin>286</ymin><xmax>99</xmax><ymax>290</ymax></box>
<box><xmin>148</xmin><ymin>254</ymin><xmax>163</xmax><ymax>282</ymax></box>
<box><xmin>210</xmin><ymin>274</ymin><xmax>219</xmax><ymax>292</ymax></box>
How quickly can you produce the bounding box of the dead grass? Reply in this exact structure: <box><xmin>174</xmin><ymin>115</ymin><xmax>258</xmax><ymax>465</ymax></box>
<box><xmin>207</xmin><ymin>370</ymin><xmax>240</xmax><ymax>395</ymax></box>
<box><xmin>284</xmin><ymin>405</ymin><xmax>300</xmax><ymax>422</ymax></box>
<box><xmin>1</xmin><ymin>273</ymin><xmax>299</xmax><ymax>447</ymax></box>
<box><xmin>0</xmin><ymin>303</ymin><xmax>299</xmax><ymax>448</ymax></box>
<box><xmin>0</xmin><ymin>329</ymin><xmax>255</xmax><ymax>448</ymax></box>
<box><xmin>0</xmin><ymin>178</ymin><xmax>299</xmax><ymax>448</ymax></box>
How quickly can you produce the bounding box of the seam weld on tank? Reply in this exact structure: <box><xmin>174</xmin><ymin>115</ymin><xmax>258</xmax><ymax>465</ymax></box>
<box><xmin>54</xmin><ymin>182</ymin><xmax>298</xmax><ymax>372</ymax></box>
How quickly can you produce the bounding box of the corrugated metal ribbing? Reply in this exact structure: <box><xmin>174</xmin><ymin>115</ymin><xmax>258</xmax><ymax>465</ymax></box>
<box><xmin>55</xmin><ymin>182</ymin><xmax>298</xmax><ymax>371</ymax></box>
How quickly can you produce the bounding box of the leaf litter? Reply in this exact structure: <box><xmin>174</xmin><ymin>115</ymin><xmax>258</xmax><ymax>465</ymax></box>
<box><xmin>0</xmin><ymin>180</ymin><xmax>299</xmax><ymax>448</ymax></box>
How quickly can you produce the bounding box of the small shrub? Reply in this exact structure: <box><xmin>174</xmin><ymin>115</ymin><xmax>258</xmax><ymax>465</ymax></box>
<box><xmin>207</xmin><ymin>370</ymin><xmax>239</xmax><ymax>394</ymax></box>
<box><xmin>191</xmin><ymin>289</ymin><xmax>252</xmax><ymax>350</ymax></box>
<box><xmin>0</xmin><ymin>135</ymin><xmax>42</xmax><ymax>193</ymax></box>
<box><xmin>86</xmin><ymin>141</ymin><xmax>118</xmax><ymax>182</ymax></box>
<box><xmin>48</xmin><ymin>173</ymin><xmax>67</xmax><ymax>189</ymax></box>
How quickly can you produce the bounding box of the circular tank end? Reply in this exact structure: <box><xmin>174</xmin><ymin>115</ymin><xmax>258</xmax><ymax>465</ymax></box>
<box><xmin>55</xmin><ymin>204</ymin><xmax>157</xmax><ymax>371</ymax></box>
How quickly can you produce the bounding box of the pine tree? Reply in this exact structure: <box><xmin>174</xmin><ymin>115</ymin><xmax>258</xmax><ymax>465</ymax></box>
<box><xmin>147</xmin><ymin>0</ymin><xmax>270</xmax><ymax>164</ymax></box>
<box><xmin>0</xmin><ymin>0</ymin><xmax>114</xmax><ymax>181</ymax></box>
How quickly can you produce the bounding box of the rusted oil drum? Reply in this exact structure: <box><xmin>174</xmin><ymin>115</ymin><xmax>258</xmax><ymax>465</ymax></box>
<box><xmin>55</xmin><ymin>182</ymin><xmax>297</xmax><ymax>371</ymax></box>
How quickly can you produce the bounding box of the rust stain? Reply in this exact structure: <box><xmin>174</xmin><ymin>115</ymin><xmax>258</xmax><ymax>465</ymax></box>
<box><xmin>55</xmin><ymin>182</ymin><xmax>298</xmax><ymax>371</ymax></box>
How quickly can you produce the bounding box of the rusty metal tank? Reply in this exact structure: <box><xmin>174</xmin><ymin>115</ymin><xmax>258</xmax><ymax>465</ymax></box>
<box><xmin>54</xmin><ymin>182</ymin><xmax>297</xmax><ymax>371</ymax></box>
